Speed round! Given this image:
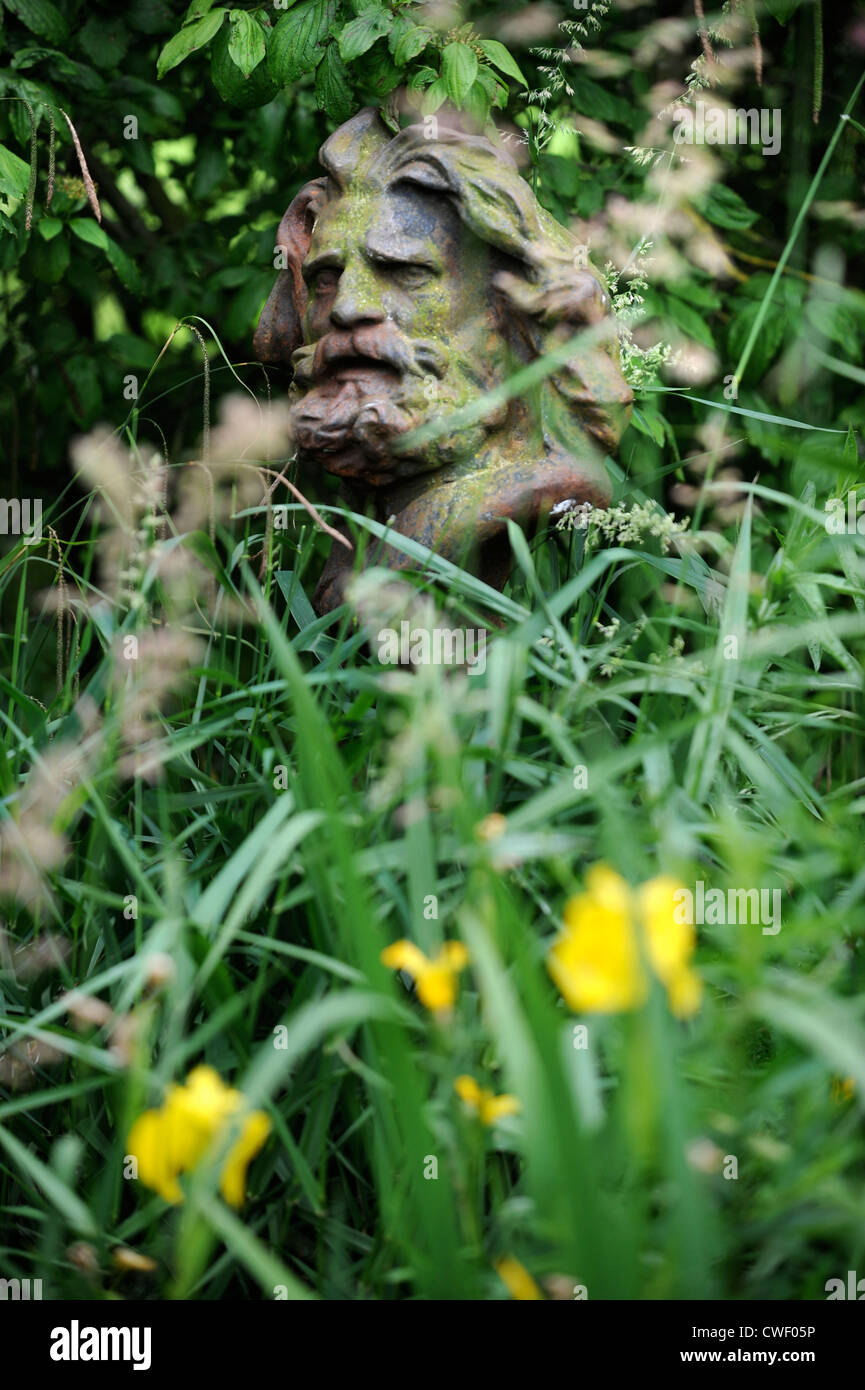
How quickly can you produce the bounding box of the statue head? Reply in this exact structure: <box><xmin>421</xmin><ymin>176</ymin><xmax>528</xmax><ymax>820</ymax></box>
<box><xmin>254</xmin><ymin>108</ymin><xmax>632</xmax><ymax>611</ymax></box>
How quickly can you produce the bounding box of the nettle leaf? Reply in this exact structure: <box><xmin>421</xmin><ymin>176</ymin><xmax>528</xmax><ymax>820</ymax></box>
<box><xmin>407</xmin><ymin>64</ymin><xmax>436</xmax><ymax>92</ymax></box>
<box><xmin>29</xmin><ymin>231</ymin><xmax>69</xmax><ymax>282</ymax></box>
<box><xmin>477</xmin><ymin>39</ymin><xmax>526</xmax><ymax>87</ymax></box>
<box><xmin>69</xmin><ymin>218</ymin><xmax>109</xmax><ymax>250</ymax></box>
<box><xmin>316</xmin><ymin>43</ymin><xmax>353</xmax><ymax>123</ymax></box>
<box><xmin>80</xmin><ymin>15</ymin><xmax>129</xmax><ymax>69</ymax></box>
<box><xmin>2</xmin><ymin>0</ymin><xmax>68</xmax><ymax>45</ymax></box>
<box><xmin>0</xmin><ymin>141</ymin><xmax>30</xmax><ymax>199</ymax></box>
<box><xmin>360</xmin><ymin>42</ymin><xmax>401</xmax><ymax>97</ymax></box>
<box><xmin>463</xmin><ymin>80</ymin><xmax>491</xmax><ymax>128</ymax></box>
<box><xmin>211</xmin><ymin>23</ymin><xmax>278</xmax><ymax>105</ymax></box>
<box><xmin>441</xmin><ymin>42</ymin><xmax>478</xmax><ymax>106</ymax></box>
<box><xmin>728</xmin><ymin>300</ymin><xmax>786</xmax><ymax>381</ymax></box>
<box><xmin>338</xmin><ymin>8</ymin><xmax>392</xmax><ymax>63</ymax></box>
<box><xmin>70</xmin><ymin>218</ymin><xmax>142</xmax><ymax>292</ymax></box>
<box><xmin>105</xmin><ymin>238</ymin><xmax>142</xmax><ymax>294</ymax></box>
<box><xmin>664</xmin><ymin>293</ymin><xmax>715</xmax><ymax>350</ymax></box>
<box><xmin>390</xmin><ymin>20</ymin><xmax>433</xmax><ymax>65</ymax></box>
<box><xmin>38</xmin><ymin>215</ymin><xmax>62</xmax><ymax>240</ymax></box>
<box><xmin>474</xmin><ymin>63</ymin><xmax>507</xmax><ymax>109</ymax></box>
<box><xmin>422</xmin><ymin>76</ymin><xmax>448</xmax><ymax>113</ymax></box>
<box><xmin>700</xmin><ymin>183</ymin><xmax>758</xmax><ymax>230</ymax></box>
<box><xmin>268</xmin><ymin>0</ymin><xmax>335</xmax><ymax>85</ymax></box>
<box><xmin>157</xmin><ymin>9</ymin><xmax>226</xmax><ymax>78</ymax></box>
<box><xmin>228</xmin><ymin>10</ymin><xmax>266</xmax><ymax>76</ymax></box>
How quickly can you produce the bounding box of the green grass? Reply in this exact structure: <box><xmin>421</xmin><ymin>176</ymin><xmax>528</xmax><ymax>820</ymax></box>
<box><xmin>1</xmin><ymin>431</ymin><xmax>864</xmax><ymax>1301</ymax></box>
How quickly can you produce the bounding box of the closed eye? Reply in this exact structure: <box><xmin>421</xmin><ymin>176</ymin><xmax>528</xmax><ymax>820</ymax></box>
<box><xmin>303</xmin><ymin>261</ymin><xmax>342</xmax><ymax>293</ymax></box>
<box><xmin>376</xmin><ymin>261</ymin><xmax>437</xmax><ymax>289</ymax></box>
<box><xmin>310</xmin><ymin>267</ymin><xmax>341</xmax><ymax>294</ymax></box>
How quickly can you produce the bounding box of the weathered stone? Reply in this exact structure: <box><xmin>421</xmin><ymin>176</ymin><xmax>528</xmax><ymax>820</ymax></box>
<box><xmin>255</xmin><ymin>108</ymin><xmax>632</xmax><ymax>614</ymax></box>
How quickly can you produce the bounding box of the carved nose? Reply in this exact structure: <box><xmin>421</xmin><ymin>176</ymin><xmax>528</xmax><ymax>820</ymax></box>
<box><xmin>330</xmin><ymin>272</ymin><xmax>386</xmax><ymax>329</ymax></box>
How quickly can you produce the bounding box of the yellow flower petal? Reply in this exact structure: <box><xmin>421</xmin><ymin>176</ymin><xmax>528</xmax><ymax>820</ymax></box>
<box><xmin>415</xmin><ymin>964</ymin><xmax>457</xmax><ymax>1012</ymax></box>
<box><xmin>382</xmin><ymin>940</ymin><xmax>468</xmax><ymax>1014</ymax></box>
<box><xmin>638</xmin><ymin>876</ymin><xmax>702</xmax><ymax>1018</ymax></box>
<box><xmin>455</xmin><ymin>1075</ymin><xmax>483</xmax><ymax>1109</ymax></box>
<box><xmin>128</xmin><ymin>1068</ymin><xmax>270</xmax><ymax>1207</ymax></box>
<box><xmin>128</xmin><ymin>1109</ymin><xmax>183</xmax><ymax>1205</ymax></box>
<box><xmin>667</xmin><ymin>966</ymin><xmax>702</xmax><ymax>1019</ymax></box>
<box><xmin>479</xmin><ymin>1092</ymin><xmax>521</xmax><ymax>1125</ymax></box>
<box><xmin>638</xmin><ymin>876</ymin><xmax>694</xmax><ymax>979</ymax></box>
<box><xmin>380</xmin><ymin>940</ymin><xmax>429</xmax><ymax>980</ymax></box>
<box><xmin>495</xmin><ymin>1255</ymin><xmax>543</xmax><ymax>1301</ymax></box>
<box><xmin>219</xmin><ymin>1110</ymin><xmax>272</xmax><ymax>1208</ymax></box>
<box><xmin>440</xmin><ymin>941</ymin><xmax>469</xmax><ymax>972</ymax></box>
<box><xmin>550</xmin><ymin>867</ymin><xmax>646</xmax><ymax>1013</ymax></box>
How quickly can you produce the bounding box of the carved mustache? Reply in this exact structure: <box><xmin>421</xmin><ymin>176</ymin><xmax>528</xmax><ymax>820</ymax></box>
<box><xmin>291</xmin><ymin>323</ymin><xmax>448</xmax><ymax>386</ymax></box>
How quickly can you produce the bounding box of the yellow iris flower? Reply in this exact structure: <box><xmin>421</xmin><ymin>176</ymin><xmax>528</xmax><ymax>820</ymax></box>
<box><xmin>380</xmin><ymin>939</ymin><xmax>469</xmax><ymax>1013</ymax></box>
<box><xmin>127</xmin><ymin>1065</ymin><xmax>271</xmax><ymax>1208</ymax></box>
<box><xmin>548</xmin><ymin>865</ymin><xmax>701</xmax><ymax>1018</ymax></box>
<box><xmin>495</xmin><ymin>1255</ymin><xmax>543</xmax><ymax>1301</ymax></box>
<box><xmin>455</xmin><ymin>1074</ymin><xmax>521</xmax><ymax>1126</ymax></box>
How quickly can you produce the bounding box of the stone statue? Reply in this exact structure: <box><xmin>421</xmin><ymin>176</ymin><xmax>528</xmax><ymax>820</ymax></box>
<box><xmin>254</xmin><ymin>108</ymin><xmax>632</xmax><ymax>615</ymax></box>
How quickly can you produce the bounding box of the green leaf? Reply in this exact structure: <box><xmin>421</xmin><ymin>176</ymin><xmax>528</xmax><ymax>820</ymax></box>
<box><xmin>105</xmin><ymin>238</ymin><xmax>143</xmax><ymax>295</ymax></box>
<box><xmin>228</xmin><ymin>10</ymin><xmax>266</xmax><ymax>76</ymax></box>
<box><xmin>69</xmin><ymin>219</ymin><xmax>142</xmax><ymax>293</ymax></box>
<box><xmin>268</xmin><ymin>0</ymin><xmax>335</xmax><ymax>85</ymax></box>
<box><xmin>69</xmin><ymin>217</ymin><xmax>109</xmax><ymax>250</ymax></box>
<box><xmin>0</xmin><ymin>1123</ymin><xmax>97</xmax><ymax>1237</ymax></box>
<box><xmin>28</xmin><ymin>231</ymin><xmax>69</xmax><ymax>283</ymax></box>
<box><xmin>358</xmin><ymin>40</ymin><xmax>400</xmax><ymax>97</ymax></box>
<box><xmin>316</xmin><ymin>43</ymin><xmax>353</xmax><ymax>123</ymax></box>
<box><xmin>843</xmin><ymin>425</ymin><xmax>859</xmax><ymax>470</ymax></box>
<box><xmin>390</xmin><ymin>20</ymin><xmax>432</xmax><ymax>65</ymax></box>
<box><xmin>184</xmin><ymin>0</ymin><xmax>216</xmax><ymax>18</ymax></box>
<box><xmin>664</xmin><ymin>293</ymin><xmax>715</xmax><ymax>349</ymax></box>
<box><xmin>407</xmin><ymin>65</ymin><xmax>437</xmax><ymax>91</ymax></box>
<box><xmin>338</xmin><ymin>7</ymin><xmax>392</xmax><ymax>62</ymax></box>
<box><xmin>763</xmin><ymin>0</ymin><xmax>800</xmax><ymax>21</ymax></box>
<box><xmin>211</xmin><ymin>23</ymin><xmax>278</xmax><ymax>105</ymax></box>
<box><xmin>728</xmin><ymin>301</ymin><xmax>786</xmax><ymax>381</ymax></box>
<box><xmin>477</xmin><ymin>38</ymin><xmax>526</xmax><ymax>86</ymax></box>
<box><xmin>441</xmin><ymin>41</ymin><xmax>478</xmax><ymax>106</ymax></box>
<box><xmin>463</xmin><ymin>79</ymin><xmax>492</xmax><ymax>128</ymax></box>
<box><xmin>157</xmin><ymin>8</ymin><xmax>225</xmax><ymax>78</ymax></box>
<box><xmin>700</xmin><ymin>183</ymin><xmax>758</xmax><ymax>230</ymax></box>
<box><xmin>0</xmin><ymin>141</ymin><xmax>30</xmax><ymax>199</ymax></box>
<box><xmin>2</xmin><ymin>0</ymin><xmax>68</xmax><ymax>45</ymax></box>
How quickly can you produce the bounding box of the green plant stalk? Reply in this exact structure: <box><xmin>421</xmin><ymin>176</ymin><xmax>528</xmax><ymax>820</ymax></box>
<box><xmin>731</xmin><ymin>70</ymin><xmax>865</xmax><ymax>391</ymax></box>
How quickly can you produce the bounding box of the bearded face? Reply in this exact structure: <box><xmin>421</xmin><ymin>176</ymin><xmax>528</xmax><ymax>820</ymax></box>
<box><xmin>287</xmin><ymin>184</ymin><xmax>511</xmax><ymax>487</ymax></box>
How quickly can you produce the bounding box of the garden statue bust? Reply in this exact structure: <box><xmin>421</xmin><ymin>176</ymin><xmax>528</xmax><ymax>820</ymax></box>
<box><xmin>254</xmin><ymin>107</ymin><xmax>632</xmax><ymax>614</ymax></box>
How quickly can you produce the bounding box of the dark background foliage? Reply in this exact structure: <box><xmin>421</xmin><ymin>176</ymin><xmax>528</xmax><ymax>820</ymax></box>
<box><xmin>1</xmin><ymin>0</ymin><xmax>863</xmax><ymax>508</ymax></box>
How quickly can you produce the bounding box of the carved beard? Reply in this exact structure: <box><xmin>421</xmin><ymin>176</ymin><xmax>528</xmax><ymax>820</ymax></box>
<box><xmin>289</xmin><ymin>322</ymin><xmax>506</xmax><ymax>486</ymax></box>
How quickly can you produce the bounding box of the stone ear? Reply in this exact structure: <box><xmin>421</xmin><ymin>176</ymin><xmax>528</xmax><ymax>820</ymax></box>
<box><xmin>253</xmin><ymin>179</ymin><xmax>327</xmax><ymax>368</ymax></box>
